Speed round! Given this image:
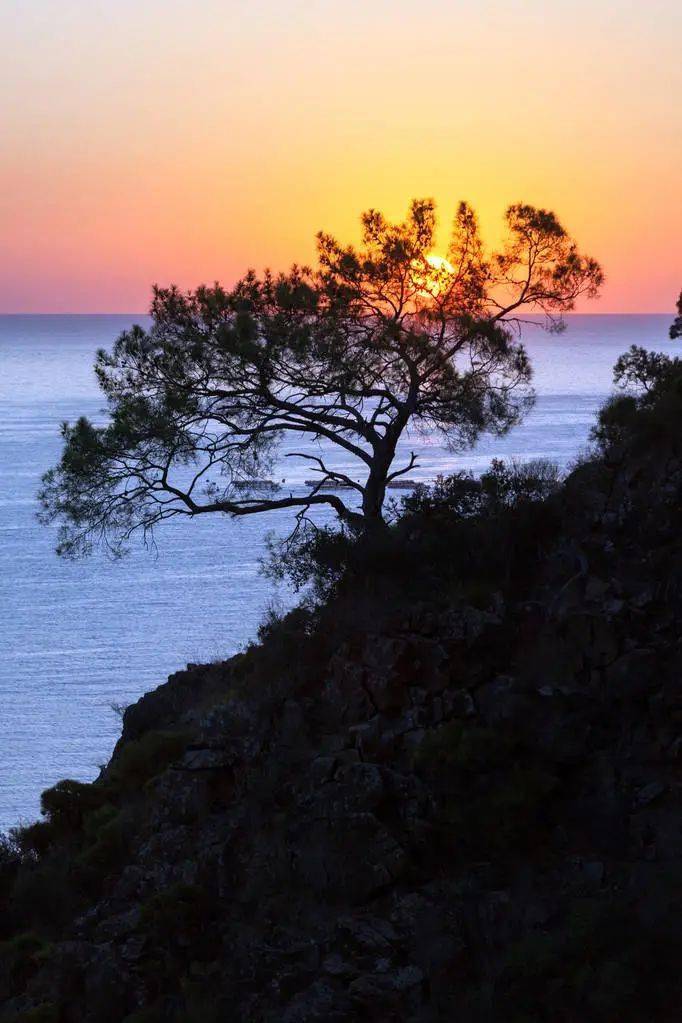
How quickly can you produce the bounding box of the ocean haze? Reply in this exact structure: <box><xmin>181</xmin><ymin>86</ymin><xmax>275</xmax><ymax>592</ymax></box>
<box><xmin>0</xmin><ymin>313</ymin><xmax>672</xmax><ymax>831</ymax></box>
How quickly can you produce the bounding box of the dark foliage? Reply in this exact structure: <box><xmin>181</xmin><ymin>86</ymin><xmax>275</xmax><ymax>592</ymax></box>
<box><xmin>593</xmin><ymin>339</ymin><xmax>682</xmax><ymax>457</ymax></box>
<box><xmin>266</xmin><ymin>457</ymin><xmax>562</xmax><ymax>608</ymax></box>
<box><xmin>39</xmin><ymin>199</ymin><xmax>601</xmax><ymax>555</ymax></box>
<box><xmin>670</xmin><ymin>290</ymin><xmax>682</xmax><ymax>340</ymax></box>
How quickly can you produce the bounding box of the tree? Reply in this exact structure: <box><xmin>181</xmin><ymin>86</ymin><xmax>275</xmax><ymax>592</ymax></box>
<box><xmin>612</xmin><ymin>291</ymin><xmax>682</xmax><ymax>394</ymax></box>
<box><xmin>670</xmin><ymin>291</ymin><xmax>682</xmax><ymax>340</ymax></box>
<box><xmin>39</xmin><ymin>199</ymin><xmax>602</xmax><ymax>556</ymax></box>
<box><xmin>592</xmin><ymin>295</ymin><xmax>682</xmax><ymax>456</ymax></box>
<box><xmin>613</xmin><ymin>345</ymin><xmax>674</xmax><ymax>394</ymax></box>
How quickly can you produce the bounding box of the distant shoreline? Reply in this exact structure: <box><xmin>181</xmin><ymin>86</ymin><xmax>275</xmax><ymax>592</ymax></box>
<box><xmin>0</xmin><ymin>311</ymin><xmax>676</xmax><ymax>318</ymax></box>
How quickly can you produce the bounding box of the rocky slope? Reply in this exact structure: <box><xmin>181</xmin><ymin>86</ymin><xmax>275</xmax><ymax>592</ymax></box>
<box><xmin>2</xmin><ymin>374</ymin><xmax>682</xmax><ymax>1022</ymax></box>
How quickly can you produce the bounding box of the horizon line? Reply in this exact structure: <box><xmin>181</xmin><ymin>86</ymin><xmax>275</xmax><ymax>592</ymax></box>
<box><xmin>0</xmin><ymin>310</ymin><xmax>676</xmax><ymax>318</ymax></box>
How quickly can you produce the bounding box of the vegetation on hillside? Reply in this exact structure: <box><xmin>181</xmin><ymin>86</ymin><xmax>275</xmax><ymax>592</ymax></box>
<box><xmin>3</xmin><ymin>306</ymin><xmax>680</xmax><ymax>1021</ymax></box>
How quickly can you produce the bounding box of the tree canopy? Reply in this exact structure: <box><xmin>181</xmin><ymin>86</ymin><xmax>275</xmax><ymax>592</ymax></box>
<box><xmin>611</xmin><ymin>292</ymin><xmax>682</xmax><ymax>394</ymax></box>
<box><xmin>39</xmin><ymin>198</ymin><xmax>603</xmax><ymax>556</ymax></box>
<box><xmin>591</xmin><ymin>294</ymin><xmax>682</xmax><ymax>455</ymax></box>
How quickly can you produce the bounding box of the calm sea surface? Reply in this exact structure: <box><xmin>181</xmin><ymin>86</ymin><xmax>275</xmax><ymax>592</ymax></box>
<box><xmin>0</xmin><ymin>314</ymin><xmax>672</xmax><ymax>831</ymax></box>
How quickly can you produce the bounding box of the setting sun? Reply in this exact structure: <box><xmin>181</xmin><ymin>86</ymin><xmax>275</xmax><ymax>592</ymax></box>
<box><xmin>426</xmin><ymin>254</ymin><xmax>455</xmax><ymax>274</ymax></box>
<box><xmin>415</xmin><ymin>253</ymin><xmax>455</xmax><ymax>297</ymax></box>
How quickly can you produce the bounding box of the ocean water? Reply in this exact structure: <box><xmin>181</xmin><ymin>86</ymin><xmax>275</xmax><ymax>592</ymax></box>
<box><xmin>0</xmin><ymin>313</ymin><xmax>672</xmax><ymax>831</ymax></box>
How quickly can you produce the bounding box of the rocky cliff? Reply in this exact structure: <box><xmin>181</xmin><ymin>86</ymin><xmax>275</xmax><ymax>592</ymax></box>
<box><xmin>2</xmin><ymin>371</ymin><xmax>682</xmax><ymax>1022</ymax></box>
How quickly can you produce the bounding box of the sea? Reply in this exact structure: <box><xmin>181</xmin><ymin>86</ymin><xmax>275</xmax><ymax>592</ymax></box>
<box><xmin>0</xmin><ymin>313</ymin><xmax>673</xmax><ymax>832</ymax></box>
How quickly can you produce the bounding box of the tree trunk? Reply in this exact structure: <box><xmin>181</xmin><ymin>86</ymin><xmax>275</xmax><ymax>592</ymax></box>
<box><xmin>361</xmin><ymin>473</ymin><xmax>387</xmax><ymax>525</ymax></box>
<box><xmin>362</xmin><ymin>453</ymin><xmax>393</xmax><ymax>527</ymax></box>
<box><xmin>361</xmin><ymin>423</ymin><xmax>408</xmax><ymax>528</ymax></box>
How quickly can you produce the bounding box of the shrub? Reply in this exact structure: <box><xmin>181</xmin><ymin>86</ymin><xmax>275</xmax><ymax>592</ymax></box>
<box><xmin>0</xmin><ymin>932</ymin><xmax>51</xmax><ymax>996</ymax></box>
<box><xmin>401</xmin><ymin>458</ymin><xmax>561</xmax><ymax>520</ymax></box>
<box><xmin>480</xmin><ymin>457</ymin><xmax>561</xmax><ymax>506</ymax></box>
<box><xmin>264</xmin><ymin>458</ymin><xmax>562</xmax><ymax>612</ymax></box>
<box><xmin>5</xmin><ymin>854</ymin><xmax>77</xmax><ymax>937</ymax></box>
<box><xmin>0</xmin><ymin>832</ymin><xmax>21</xmax><ymax>896</ymax></box>
<box><xmin>400</xmin><ymin>471</ymin><xmax>485</xmax><ymax>520</ymax></box>
<box><xmin>8</xmin><ymin>780</ymin><xmax>117</xmax><ymax>863</ymax></box>
<box><xmin>82</xmin><ymin>801</ymin><xmax>119</xmax><ymax>841</ymax></box>
<box><xmin>10</xmin><ymin>822</ymin><xmax>56</xmax><ymax>858</ymax></box>
<box><xmin>593</xmin><ymin>346</ymin><xmax>682</xmax><ymax>458</ymax></box>
<box><xmin>263</xmin><ymin>524</ymin><xmax>355</xmax><ymax>598</ymax></box>
<box><xmin>40</xmin><ymin>778</ymin><xmax>112</xmax><ymax>832</ymax></box>
<box><xmin>256</xmin><ymin>603</ymin><xmax>316</xmax><ymax>649</ymax></box>
<box><xmin>77</xmin><ymin>809</ymin><xmax>128</xmax><ymax>877</ymax></box>
<box><xmin>108</xmin><ymin>730</ymin><xmax>188</xmax><ymax>791</ymax></box>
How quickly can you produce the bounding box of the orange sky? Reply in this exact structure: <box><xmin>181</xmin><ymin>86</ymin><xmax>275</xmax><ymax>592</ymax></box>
<box><xmin>1</xmin><ymin>0</ymin><xmax>680</xmax><ymax>313</ymax></box>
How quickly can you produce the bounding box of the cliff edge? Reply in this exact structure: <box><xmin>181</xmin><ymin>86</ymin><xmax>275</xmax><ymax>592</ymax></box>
<box><xmin>2</xmin><ymin>371</ymin><xmax>682</xmax><ymax>1022</ymax></box>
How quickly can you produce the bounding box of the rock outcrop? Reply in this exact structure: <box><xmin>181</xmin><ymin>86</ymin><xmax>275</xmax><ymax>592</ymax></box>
<box><xmin>2</xmin><ymin>389</ymin><xmax>682</xmax><ymax>1021</ymax></box>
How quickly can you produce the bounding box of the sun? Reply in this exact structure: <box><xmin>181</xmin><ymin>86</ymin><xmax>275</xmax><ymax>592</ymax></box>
<box><xmin>425</xmin><ymin>254</ymin><xmax>455</xmax><ymax>275</ymax></box>
<box><xmin>415</xmin><ymin>253</ymin><xmax>455</xmax><ymax>297</ymax></box>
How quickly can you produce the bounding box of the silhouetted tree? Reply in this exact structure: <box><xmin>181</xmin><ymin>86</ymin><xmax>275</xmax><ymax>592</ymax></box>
<box><xmin>613</xmin><ymin>346</ymin><xmax>674</xmax><ymax>393</ymax></box>
<box><xmin>594</xmin><ymin>298</ymin><xmax>682</xmax><ymax>455</ymax></box>
<box><xmin>611</xmin><ymin>291</ymin><xmax>682</xmax><ymax>394</ymax></box>
<box><xmin>39</xmin><ymin>199</ymin><xmax>602</xmax><ymax>556</ymax></box>
<box><xmin>670</xmin><ymin>291</ymin><xmax>682</xmax><ymax>340</ymax></box>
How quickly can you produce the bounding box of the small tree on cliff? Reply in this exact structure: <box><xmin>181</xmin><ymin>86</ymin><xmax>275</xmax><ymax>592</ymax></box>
<box><xmin>670</xmin><ymin>291</ymin><xmax>682</xmax><ymax>340</ymax></box>
<box><xmin>610</xmin><ymin>289</ymin><xmax>682</xmax><ymax>394</ymax></box>
<box><xmin>39</xmin><ymin>199</ymin><xmax>602</xmax><ymax>556</ymax></box>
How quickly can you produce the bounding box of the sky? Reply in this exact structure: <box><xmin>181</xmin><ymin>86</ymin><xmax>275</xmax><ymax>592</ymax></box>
<box><xmin>1</xmin><ymin>0</ymin><xmax>680</xmax><ymax>313</ymax></box>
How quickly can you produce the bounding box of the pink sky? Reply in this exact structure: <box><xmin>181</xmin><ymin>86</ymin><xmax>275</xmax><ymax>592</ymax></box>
<box><xmin>1</xmin><ymin>0</ymin><xmax>680</xmax><ymax>313</ymax></box>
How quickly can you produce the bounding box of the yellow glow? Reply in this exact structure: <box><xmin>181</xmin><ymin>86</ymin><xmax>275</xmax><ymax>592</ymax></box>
<box><xmin>426</xmin><ymin>254</ymin><xmax>455</xmax><ymax>276</ymax></box>
<box><xmin>0</xmin><ymin>2</ymin><xmax>680</xmax><ymax>311</ymax></box>
<box><xmin>414</xmin><ymin>254</ymin><xmax>455</xmax><ymax>298</ymax></box>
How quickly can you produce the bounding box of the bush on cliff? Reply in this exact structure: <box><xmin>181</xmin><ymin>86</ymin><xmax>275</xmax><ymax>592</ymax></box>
<box><xmin>265</xmin><ymin>456</ymin><xmax>563</xmax><ymax>611</ymax></box>
<box><xmin>593</xmin><ymin>342</ymin><xmax>682</xmax><ymax>456</ymax></box>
